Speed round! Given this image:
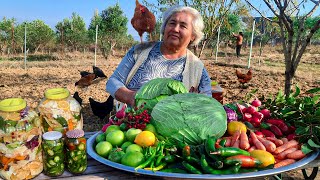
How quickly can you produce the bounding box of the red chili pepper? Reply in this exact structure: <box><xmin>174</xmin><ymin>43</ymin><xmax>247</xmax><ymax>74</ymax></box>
<box><xmin>260</xmin><ymin>129</ymin><xmax>276</xmax><ymax>138</ymax></box>
<box><xmin>270</xmin><ymin>125</ymin><xmax>283</xmax><ymax>137</ymax></box>
<box><xmin>224</xmin><ymin>155</ymin><xmax>262</xmax><ymax>168</ymax></box>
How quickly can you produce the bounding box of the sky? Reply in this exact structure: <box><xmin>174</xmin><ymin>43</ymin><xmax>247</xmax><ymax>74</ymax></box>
<box><xmin>1</xmin><ymin>1</ymin><xmax>319</xmax><ymax>41</ymax></box>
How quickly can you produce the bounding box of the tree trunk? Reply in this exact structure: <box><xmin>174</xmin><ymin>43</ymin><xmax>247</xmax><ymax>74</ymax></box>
<box><xmin>284</xmin><ymin>68</ymin><xmax>294</xmax><ymax>97</ymax></box>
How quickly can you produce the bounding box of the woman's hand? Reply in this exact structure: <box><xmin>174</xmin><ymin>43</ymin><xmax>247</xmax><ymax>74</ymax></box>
<box><xmin>115</xmin><ymin>87</ymin><xmax>136</xmax><ymax>107</ymax></box>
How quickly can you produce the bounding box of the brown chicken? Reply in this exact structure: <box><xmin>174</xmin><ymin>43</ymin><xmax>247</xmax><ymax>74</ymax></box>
<box><xmin>75</xmin><ymin>73</ymin><xmax>96</xmax><ymax>87</ymax></box>
<box><xmin>236</xmin><ymin>68</ymin><xmax>253</xmax><ymax>84</ymax></box>
<box><xmin>131</xmin><ymin>0</ymin><xmax>156</xmax><ymax>43</ymax></box>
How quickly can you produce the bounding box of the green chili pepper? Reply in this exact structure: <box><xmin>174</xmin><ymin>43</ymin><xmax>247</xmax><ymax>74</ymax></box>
<box><xmin>164</xmin><ymin>155</ymin><xmax>176</xmax><ymax>163</ymax></box>
<box><xmin>205</xmin><ymin>136</ymin><xmax>217</xmax><ymax>152</ymax></box>
<box><xmin>144</xmin><ymin>162</ymin><xmax>167</xmax><ymax>171</ymax></box>
<box><xmin>210</xmin><ymin>147</ymin><xmax>250</xmax><ymax>157</ymax></box>
<box><xmin>200</xmin><ymin>155</ymin><xmax>241</xmax><ymax>175</ymax></box>
<box><xmin>182</xmin><ymin>161</ymin><xmax>202</xmax><ymax>174</ymax></box>
<box><xmin>155</xmin><ymin>155</ymin><xmax>165</xmax><ymax>166</ymax></box>
<box><xmin>219</xmin><ymin>139</ymin><xmax>227</xmax><ymax>147</ymax></box>
<box><xmin>135</xmin><ymin>149</ymin><xmax>156</xmax><ymax>171</ymax></box>
<box><xmin>185</xmin><ymin>156</ymin><xmax>201</xmax><ymax>166</ymax></box>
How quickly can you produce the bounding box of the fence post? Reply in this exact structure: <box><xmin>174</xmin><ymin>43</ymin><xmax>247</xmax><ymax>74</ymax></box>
<box><xmin>248</xmin><ymin>20</ymin><xmax>255</xmax><ymax>69</ymax></box>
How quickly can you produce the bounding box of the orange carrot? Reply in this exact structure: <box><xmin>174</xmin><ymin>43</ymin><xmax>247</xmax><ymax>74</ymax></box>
<box><xmin>231</xmin><ymin>131</ymin><xmax>241</xmax><ymax>147</ymax></box>
<box><xmin>224</xmin><ymin>137</ymin><xmax>232</xmax><ymax>147</ymax></box>
<box><xmin>232</xmin><ymin>139</ymin><xmax>240</xmax><ymax>148</ymax></box>
<box><xmin>287</xmin><ymin>150</ymin><xmax>306</xmax><ymax>160</ymax></box>
<box><xmin>239</xmin><ymin>130</ymin><xmax>250</xmax><ymax>150</ymax></box>
<box><xmin>47</xmin><ymin>126</ymin><xmax>53</xmax><ymax>131</ymax></box>
<box><xmin>274</xmin><ymin>158</ymin><xmax>282</xmax><ymax>164</ymax></box>
<box><xmin>257</xmin><ymin>136</ymin><xmax>276</xmax><ymax>153</ymax></box>
<box><xmin>274</xmin><ymin>139</ymin><xmax>299</xmax><ymax>154</ymax></box>
<box><xmin>266</xmin><ymin>137</ymin><xmax>284</xmax><ymax>147</ymax></box>
<box><xmin>274</xmin><ymin>159</ymin><xmax>296</xmax><ymax>168</ymax></box>
<box><xmin>276</xmin><ymin>147</ymin><xmax>298</xmax><ymax>160</ymax></box>
<box><xmin>14</xmin><ymin>155</ymin><xmax>26</xmax><ymax>161</ymax></box>
<box><xmin>281</xmin><ymin>137</ymin><xmax>288</xmax><ymax>144</ymax></box>
<box><xmin>68</xmin><ymin>119</ymin><xmax>74</xmax><ymax>130</ymax></box>
<box><xmin>248</xmin><ymin>146</ymin><xmax>256</xmax><ymax>152</ymax></box>
<box><xmin>250</xmin><ymin>131</ymin><xmax>266</xmax><ymax>151</ymax></box>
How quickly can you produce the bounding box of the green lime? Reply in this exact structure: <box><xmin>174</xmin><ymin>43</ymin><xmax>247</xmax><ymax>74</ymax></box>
<box><xmin>121</xmin><ymin>151</ymin><xmax>145</xmax><ymax>167</ymax></box>
<box><xmin>108</xmin><ymin>148</ymin><xmax>125</xmax><ymax>163</ymax></box>
<box><xmin>121</xmin><ymin>141</ymin><xmax>133</xmax><ymax>152</ymax></box>
<box><xmin>95</xmin><ymin>133</ymin><xmax>106</xmax><ymax>143</ymax></box>
<box><xmin>95</xmin><ymin>141</ymin><xmax>112</xmax><ymax>158</ymax></box>
<box><xmin>105</xmin><ymin>125</ymin><xmax>120</xmax><ymax>135</ymax></box>
<box><xmin>126</xmin><ymin>144</ymin><xmax>143</xmax><ymax>153</ymax></box>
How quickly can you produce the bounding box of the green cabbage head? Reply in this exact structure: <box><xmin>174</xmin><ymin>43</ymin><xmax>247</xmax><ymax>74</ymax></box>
<box><xmin>151</xmin><ymin>93</ymin><xmax>227</xmax><ymax>146</ymax></box>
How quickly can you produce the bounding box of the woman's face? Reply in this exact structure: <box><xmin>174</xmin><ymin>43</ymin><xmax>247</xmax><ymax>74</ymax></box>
<box><xmin>163</xmin><ymin>11</ymin><xmax>195</xmax><ymax>49</ymax></box>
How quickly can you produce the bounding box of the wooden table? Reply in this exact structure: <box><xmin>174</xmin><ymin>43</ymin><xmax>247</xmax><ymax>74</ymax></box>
<box><xmin>33</xmin><ymin>132</ymin><xmax>320</xmax><ymax>180</ymax></box>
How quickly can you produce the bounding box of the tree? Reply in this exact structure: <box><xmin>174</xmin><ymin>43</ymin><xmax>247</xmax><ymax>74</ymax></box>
<box><xmin>56</xmin><ymin>13</ymin><xmax>88</xmax><ymax>51</ymax></box>
<box><xmin>88</xmin><ymin>4</ymin><xmax>128</xmax><ymax>59</ymax></box>
<box><xmin>245</xmin><ymin>0</ymin><xmax>320</xmax><ymax>96</ymax></box>
<box><xmin>0</xmin><ymin>17</ymin><xmax>16</xmax><ymax>55</ymax></box>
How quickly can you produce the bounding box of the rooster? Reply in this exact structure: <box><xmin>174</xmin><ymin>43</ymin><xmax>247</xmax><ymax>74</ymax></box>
<box><xmin>131</xmin><ymin>0</ymin><xmax>156</xmax><ymax>43</ymax></box>
<box><xmin>236</xmin><ymin>68</ymin><xmax>253</xmax><ymax>84</ymax></box>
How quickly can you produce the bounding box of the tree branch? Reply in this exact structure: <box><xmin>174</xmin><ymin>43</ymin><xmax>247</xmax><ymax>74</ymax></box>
<box><xmin>245</xmin><ymin>0</ymin><xmax>276</xmax><ymax>22</ymax></box>
<box><xmin>305</xmin><ymin>0</ymin><xmax>320</xmax><ymax>18</ymax></box>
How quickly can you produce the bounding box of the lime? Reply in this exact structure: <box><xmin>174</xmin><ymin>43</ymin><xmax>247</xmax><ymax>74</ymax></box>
<box><xmin>106</xmin><ymin>130</ymin><xmax>125</xmax><ymax>147</ymax></box>
<box><xmin>121</xmin><ymin>151</ymin><xmax>145</xmax><ymax>167</ymax></box>
<box><xmin>95</xmin><ymin>133</ymin><xmax>106</xmax><ymax>143</ymax></box>
<box><xmin>105</xmin><ymin>125</ymin><xmax>120</xmax><ymax>135</ymax></box>
<box><xmin>121</xmin><ymin>141</ymin><xmax>133</xmax><ymax>152</ymax></box>
<box><xmin>95</xmin><ymin>141</ymin><xmax>112</xmax><ymax>158</ymax></box>
<box><xmin>125</xmin><ymin>144</ymin><xmax>143</xmax><ymax>153</ymax></box>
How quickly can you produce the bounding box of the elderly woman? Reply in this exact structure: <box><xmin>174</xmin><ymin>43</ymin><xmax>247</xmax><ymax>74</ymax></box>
<box><xmin>106</xmin><ymin>6</ymin><xmax>211</xmax><ymax>107</ymax></box>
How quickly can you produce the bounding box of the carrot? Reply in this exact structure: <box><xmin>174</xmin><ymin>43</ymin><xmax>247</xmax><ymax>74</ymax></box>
<box><xmin>250</xmin><ymin>131</ymin><xmax>266</xmax><ymax>151</ymax></box>
<box><xmin>276</xmin><ymin>147</ymin><xmax>297</xmax><ymax>160</ymax></box>
<box><xmin>47</xmin><ymin>126</ymin><xmax>53</xmax><ymax>131</ymax></box>
<box><xmin>287</xmin><ymin>150</ymin><xmax>306</xmax><ymax>160</ymax></box>
<box><xmin>274</xmin><ymin>139</ymin><xmax>299</xmax><ymax>154</ymax></box>
<box><xmin>1</xmin><ymin>156</ymin><xmax>14</xmax><ymax>170</ymax></box>
<box><xmin>274</xmin><ymin>158</ymin><xmax>282</xmax><ymax>164</ymax></box>
<box><xmin>266</xmin><ymin>137</ymin><xmax>284</xmax><ymax>147</ymax></box>
<box><xmin>248</xmin><ymin>146</ymin><xmax>256</xmax><ymax>152</ymax></box>
<box><xmin>239</xmin><ymin>130</ymin><xmax>250</xmax><ymax>150</ymax></box>
<box><xmin>274</xmin><ymin>159</ymin><xmax>296</xmax><ymax>168</ymax></box>
<box><xmin>223</xmin><ymin>137</ymin><xmax>232</xmax><ymax>147</ymax></box>
<box><xmin>68</xmin><ymin>119</ymin><xmax>74</xmax><ymax>130</ymax></box>
<box><xmin>257</xmin><ymin>136</ymin><xmax>276</xmax><ymax>153</ymax></box>
<box><xmin>231</xmin><ymin>131</ymin><xmax>241</xmax><ymax>147</ymax></box>
<box><xmin>232</xmin><ymin>139</ymin><xmax>240</xmax><ymax>148</ymax></box>
<box><xmin>14</xmin><ymin>155</ymin><xmax>26</xmax><ymax>161</ymax></box>
<box><xmin>281</xmin><ymin>137</ymin><xmax>288</xmax><ymax>144</ymax></box>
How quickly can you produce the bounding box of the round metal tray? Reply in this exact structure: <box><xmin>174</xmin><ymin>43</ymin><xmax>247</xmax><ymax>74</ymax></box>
<box><xmin>87</xmin><ymin>131</ymin><xmax>319</xmax><ymax>179</ymax></box>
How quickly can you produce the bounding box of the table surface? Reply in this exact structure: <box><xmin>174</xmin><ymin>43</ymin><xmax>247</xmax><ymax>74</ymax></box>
<box><xmin>33</xmin><ymin>131</ymin><xmax>320</xmax><ymax>180</ymax></box>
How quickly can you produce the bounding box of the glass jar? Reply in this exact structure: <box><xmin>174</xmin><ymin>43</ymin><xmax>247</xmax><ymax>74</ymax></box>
<box><xmin>38</xmin><ymin>88</ymin><xmax>82</xmax><ymax>135</ymax></box>
<box><xmin>42</xmin><ymin>131</ymin><xmax>64</xmax><ymax>177</ymax></box>
<box><xmin>0</xmin><ymin>98</ymin><xmax>43</xmax><ymax>180</ymax></box>
<box><xmin>65</xmin><ymin>129</ymin><xmax>87</xmax><ymax>174</ymax></box>
<box><xmin>211</xmin><ymin>82</ymin><xmax>224</xmax><ymax>104</ymax></box>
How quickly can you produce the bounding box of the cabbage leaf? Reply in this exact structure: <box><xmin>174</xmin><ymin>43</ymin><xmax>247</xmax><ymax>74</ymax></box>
<box><xmin>151</xmin><ymin>93</ymin><xmax>227</xmax><ymax>145</ymax></box>
<box><xmin>135</xmin><ymin>78</ymin><xmax>188</xmax><ymax>111</ymax></box>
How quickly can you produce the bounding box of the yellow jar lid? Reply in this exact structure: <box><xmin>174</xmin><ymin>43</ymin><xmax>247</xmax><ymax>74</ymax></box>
<box><xmin>0</xmin><ymin>98</ymin><xmax>27</xmax><ymax>112</ymax></box>
<box><xmin>211</xmin><ymin>81</ymin><xmax>218</xmax><ymax>86</ymax></box>
<box><xmin>45</xmin><ymin>88</ymin><xmax>70</xmax><ymax>100</ymax></box>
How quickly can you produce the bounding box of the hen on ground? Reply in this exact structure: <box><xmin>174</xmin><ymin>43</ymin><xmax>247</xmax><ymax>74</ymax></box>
<box><xmin>236</xmin><ymin>68</ymin><xmax>253</xmax><ymax>85</ymax></box>
<box><xmin>89</xmin><ymin>95</ymin><xmax>114</xmax><ymax>120</ymax></box>
<box><xmin>131</xmin><ymin>0</ymin><xmax>156</xmax><ymax>43</ymax></box>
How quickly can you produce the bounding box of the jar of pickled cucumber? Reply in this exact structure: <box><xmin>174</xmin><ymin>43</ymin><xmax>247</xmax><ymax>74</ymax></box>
<box><xmin>65</xmin><ymin>129</ymin><xmax>87</xmax><ymax>174</ymax></box>
<box><xmin>38</xmin><ymin>88</ymin><xmax>82</xmax><ymax>135</ymax></box>
<box><xmin>42</xmin><ymin>131</ymin><xmax>64</xmax><ymax>177</ymax></box>
<box><xmin>0</xmin><ymin>98</ymin><xmax>43</xmax><ymax>180</ymax></box>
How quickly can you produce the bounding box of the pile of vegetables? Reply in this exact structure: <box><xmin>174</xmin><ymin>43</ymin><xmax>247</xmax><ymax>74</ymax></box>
<box><xmin>93</xmin><ymin>79</ymin><xmax>318</xmax><ymax>175</ymax></box>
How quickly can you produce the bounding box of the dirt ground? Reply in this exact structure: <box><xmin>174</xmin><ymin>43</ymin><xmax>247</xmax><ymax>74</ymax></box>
<box><xmin>0</xmin><ymin>45</ymin><xmax>319</xmax><ymax>179</ymax></box>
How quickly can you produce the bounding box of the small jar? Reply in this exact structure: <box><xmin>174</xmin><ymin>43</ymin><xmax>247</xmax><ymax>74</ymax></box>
<box><xmin>42</xmin><ymin>131</ymin><xmax>65</xmax><ymax>177</ymax></box>
<box><xmin>38</xmin><ymin>88</ymin><xmax>83</xmax><ymax>135</ymax></box>
<box><xmin>0</xmin><ymin>98</ymin><xmax>43</xmax><ymax>180</ymax></box>
<box><xmin>65</xmin><ymin>129</ymin><xmax>87</xmax><ymax>174</ymax></box>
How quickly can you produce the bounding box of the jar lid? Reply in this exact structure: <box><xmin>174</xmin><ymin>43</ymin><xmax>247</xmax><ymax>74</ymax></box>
<box><xmin>0</xmin><ymin>98</ymin><xmax>27</xmax><ymax>112</ymax></box>
<box><xmin>45</xmin><ymin>88</ymin><xmax>70</xmax><ymax>100</ymax></box>
<box><xmin>66</xmin><ymin>129</ymin><xmax>84</xmax><ymax>138</ymax></box>
<box><xmin>211</xmin><ymin>81</ymin><xmax>218</xmax><ymax>86</ymax></box>
<box><xmin>43</xmin><ymin>131</ymin><xmax>63</xmax><ymax>140</ymax></box>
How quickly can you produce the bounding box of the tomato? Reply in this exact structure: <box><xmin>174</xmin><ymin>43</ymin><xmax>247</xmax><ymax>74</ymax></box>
<box><xmin>121</xmin><ymin>151</ymin><xmax>145</xmax><ymax>167</ymax></box>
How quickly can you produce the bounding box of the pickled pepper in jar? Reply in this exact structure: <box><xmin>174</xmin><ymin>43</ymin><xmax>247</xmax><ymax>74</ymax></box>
<box><xmin>65</xmin><ymin>129</ymin><xmax>87</xmax><ymax>174</ymax></box>
<box><xmin>42</xmin><ymin>131</ymin><xmax>65</xmax><ymax>177</ymax></box>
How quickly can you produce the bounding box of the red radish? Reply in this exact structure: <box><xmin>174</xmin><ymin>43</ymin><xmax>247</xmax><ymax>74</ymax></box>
<box><xmin>251</xmin><ymin>99</ymin><xmax>262</xmax><ymax>107</ymax></box>
<box><xmin>245</xmin><ymin>106</ymin><xmax>257</xmax><ymax>114</ymax></box>
<box><xmin>251</xmin><ymin>117</ymin><xmax>262</xmax><ymax>127</ymax></box>
<box><xmin>116</xmin><ymin>104</ymin><xmax>127</xmax><ymax>119</ymax></box>
<box><xmin>252</xmin><ymin>111</ymin><xmax>264</xmax><ymax>120</ymax></box>
<box><xmin>270</xmin><ymin>125</ymin><xmax>283</xmax><ymax>137</ymax></box>
<box><xmin>287</xmin><ymin>133</ymin><xmax>297</xmax><ymax>141</ymax></box>
<box><xmin>260</xmin><ymin>109</ymin><xmax>271</xmax><ymax>119</ymax></box>
<box><xmin>254</xmin><ymin>131</ymin><xmax>264</xmax><ymax>138</ymax></box>
<box><xmin>261</xmin><ymin>129</ymin><xmax>276</xmax><ymax>138</ymax></box>
<box><xmin>287</xmin><ymin>125</ymin><xmax>296</xmax><ymax>134</ymax></box>
<box><xmin>236</xmin><ymin>103</ymin><xmax>246</xmax><ymax>114</ymax></box>
<box><xmin>243</xmin><ymin>113</ymin><xmax>253</xmax><ymax>122</ymax></box>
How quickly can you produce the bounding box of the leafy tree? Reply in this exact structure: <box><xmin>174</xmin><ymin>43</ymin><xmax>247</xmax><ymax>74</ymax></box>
<box><xmin>245</xmin><ymin>0</ymin><xmax>320</xmax><ymax>96</ymax></box>
<box><xmin>0</xmin><ymin>17</ymin><xmax>16</xmax><ymax>55</ymax></box>
<box><xmin>14</xmin><ymin>20</ymin><xmax>55</xmax><ymax>54</ymax></box>
<box><xmin>56</xmin><ymin>13</ymin><xmax>88</xmax><ymax>51</ymax></box>
<box><xmin>88</xmin><ymin>3</ymin><xmax>128</xmax><ymax>59</ymax></box>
